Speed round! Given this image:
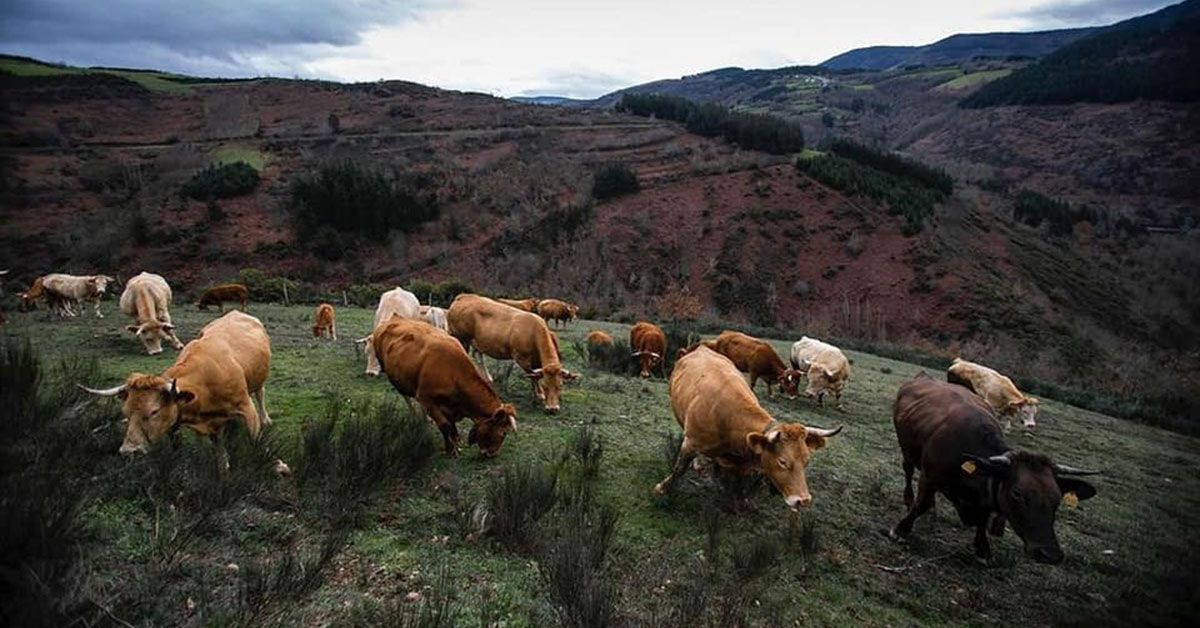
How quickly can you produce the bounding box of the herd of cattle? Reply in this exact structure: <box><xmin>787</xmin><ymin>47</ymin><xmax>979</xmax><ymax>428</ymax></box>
<box><xmin>9</xmin><ymin>272</ymin><xmax>1098</xmax><ymax>565</ymax></box>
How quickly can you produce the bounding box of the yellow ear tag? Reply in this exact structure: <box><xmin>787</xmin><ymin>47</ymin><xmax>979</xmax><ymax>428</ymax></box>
<box><xmin>961</xmin><ymin>461</ymin><xmax>977</xmax><ymax>475</ymax></box>
<box><xmin>1063</xmin><ymin>492</ymin><xmax>1079</xmax><ymax>508</ymax></box>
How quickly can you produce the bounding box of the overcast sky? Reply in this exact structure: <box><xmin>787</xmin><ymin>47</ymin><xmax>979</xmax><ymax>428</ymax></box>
<box><xmin>0</xmin><ymin>0</ymin><xmax>1178</xmax><ymax>98</ymax></box>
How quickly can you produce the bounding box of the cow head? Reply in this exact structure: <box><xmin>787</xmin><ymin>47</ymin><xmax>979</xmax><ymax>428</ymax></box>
<box><xmin>632</xmin><ymin>349</ymin><xmax>662</xmax><ymax>378</ymax></box>
<box><xmin>126</xmin><ymin>320</ymin><xmax>178</xmax><ymax>355</ymax></box>
<box><xmin>1006</xmin><ymin>397</ymin><xmax>1040</xmax><ymax>429</ymax></box>
<box><xmin>526</xmin><ymin>364</ymin><xmax>578</xmax><ymax>413</ymax></box>
<box><xmin>80</xmin><ymin>375</ymin><xmax>195</xmax><ymax>455</ymax></box>
<box><xmin>90</xmin><ymin>275</ymin><xmax>115</xmax><ymax>295</ymax></box>
<box><xmin>568</xmin><ymin>305</ymin><xmax>579</xmax><ymax>320</ymax></box>
<box><xmin>467</xmin><ymin>404</ymin><xmax>518</xmax><ymax>457</ymax></box>
<box><xmin>746</xmin><ymin>423</ymin><xmax>843</xmax><ymax>511</ymax></box>
<box><xmin>963</xmin><ymin>451</ymin><xmax>1098</xmax><ymax>564</ymax></box>
<box><xmin>777</xmin><ymin>369</ymin><xmax>803</xmax><ymax>398</ymax></box>
<box><xmin>803</xmin><ymin>364</ymin><xmax>841</xmax><ymax>402</ymax></box>
<box><xmin>18</xmin><ymin>292</ymin><xmax>37</xmax><ymax>311</ymax></box>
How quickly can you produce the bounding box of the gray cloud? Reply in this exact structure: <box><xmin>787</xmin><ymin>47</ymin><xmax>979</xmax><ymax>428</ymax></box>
<box><xmin>1010</xmin><ymin>0</ymin><xmax>1177</xmax><ymax>26</ymax></box>
<box><xmin>0</xmin><ymin>0</ymin><xmax>449</xmax><ymax>76</ymax></box>
<box><xmin>515</xmin><ymin>70</ymin><xmax>637</xmax><ymax>99</ymax></box>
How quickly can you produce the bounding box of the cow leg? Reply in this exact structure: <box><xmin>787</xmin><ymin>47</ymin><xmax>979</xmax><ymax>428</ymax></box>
<box><xmin>253</xmin><ymin>385</ymin><xmax>272</xmax><ymax>428</ymax></box>
<box><xmin>989</xmin><ymin>513</ymin><xmax>1006</xmax><ymax>537</ymax></box>
<box><xmin>210</xmin><ymin>431</ymin><xmax>230</xmax><ymax>475</ymax></box>
<box><xmin>92</xmin><ymin>297</ymin><xmax>103</xmax><ymax>318</ymax></box>
<box><xmin>236</xmin><ymin>394</ymin><xmax>264</xmax><ymax>439</ymax></box>
<box><xmin>331</xmin><ymin>322</ymin><xmax>338</xmax><ymax>341</ymax></box>
<box><xmin>469</xmin><ymin>346</ymin><xmax>493</xmax><ymax>381</ymax></box>
<box><xmin>973</xmin><ymin>522</ymin><xmax>992</xmax><ymax>561</ymax></box>
<box><xmin>653</xmin><ymin>438</ymin><xmax>698</xmax><ymax>496</ymax></box>
<box><xmin>890</xmin><ymin>476</ymin><xmax>934</xmax><ymax>540</ymax></box>
<box><xmin>902</xmin><ymin>461</ymin><xmax>915</xmax><ymax>507</ymax></box>
<box><xmin>428</xmin><ymin>408</ymin><xmax>459</xmax><ymax>456</ymax></box>
<box><xmin>365</xmin><ymin>342</ymin><xmax>382</xmax><ymax>376</ymax></box>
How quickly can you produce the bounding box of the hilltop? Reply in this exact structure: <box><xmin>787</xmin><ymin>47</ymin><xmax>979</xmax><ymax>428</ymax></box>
<box><xmin>819</xmin><ymin>27</ymin><xmax>1098</xmax><ymax>71</ymax></box>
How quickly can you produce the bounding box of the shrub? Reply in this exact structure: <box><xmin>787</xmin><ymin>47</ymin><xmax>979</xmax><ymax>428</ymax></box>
<box><xmin>591</xmin><ymin>163</ymin><xmax>640</xmax><ymax>201</ymax></box>
<box><xmin>485</xmin><ymin>461</ymin><xmax>560</xmax><ymax>551</ymax></box>
<box><xmin>181</xmin><ymin>161</ymin><xmax>259</xmax><ymax>200</ymax></box>
<box><xmin>406</xmin><ymin>278</ymin><xmax>475</xmax><ymax>308</ymax></box>
<box><xmin>290</xmin><ymin>161</ymin><xmax>439</xmax><ymax>243</ymax></box>
<box><xmin>1013</xmin><ymin>189</ymin><xmax>1093</xmax><ymax>237</ymax></box>
<box><xmin>796</xmin><ymin>151</ymin><xmax>948</xmax><ymax>234</ymax></box>
<box><xmin>619</xmin><ymin>93</ymin><xmax>805</xmax><ymax>154</ymax></box>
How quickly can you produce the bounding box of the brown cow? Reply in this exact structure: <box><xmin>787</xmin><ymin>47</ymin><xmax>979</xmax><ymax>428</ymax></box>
<box><xmin>947</xmin><ymin>358</ymin><xmax>1039</xmax><ymax>430</ymax></box>
<box><xmin>447</xmin><ymin>294</ymin><xmax>578</xmax><ymax>413</ymax></box>
<box><xmin>197</xmin><ymin>284</ymin><xmax>248</xmax><ymax>312</ymax></box>
<box><xmin>655</xmin><ymin>346</ymin><xmax>842</xmax><ymax>510</ymax></box>
<box><xmin>81</xmin><ymin>310</ymin><xmax>273</xmax><ymax>471</ymax></box>
<box><xmin>889</xmin><ymin>373</ymin><xmax>1099</xmax><ymax>564</ymax></box>
<box><xmin>586</xmin><ymin>330</ymin><xmax>614</xmax><ymax>347</ymax></box>
<box><xmin>375</xmin><ymin>316</ymin><xmax>518</xmax><ymax>456</ymax></box>
<box><xmin>312</xmin><ymin>303</ymin><xmax>337</xmax><ymax>340</ymax></box>
<box><xmin>120</xmin><ymin>272</ymin><xmax>184</xmax><ymax>355</ymax></box>
<box><xmin>701</xmin><ymin>331</ymin><xmax>800</xmax><ymax>398</ymax></box>
<box><xmin>497</xmin><ymin>297</ymin><xmax>539</xmax><ymax>312</ymax></box>
<box><xmin>535</xmin><ymin>298</ymin><xmax>577</xmax><ymax>328</ymax></box>
<box><xmin>630</xmin><ymin>321</ymin><xmax>667</xmax><ymax>378</ymax></box>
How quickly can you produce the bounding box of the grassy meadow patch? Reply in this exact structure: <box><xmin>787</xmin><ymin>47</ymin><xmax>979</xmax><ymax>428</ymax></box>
<box><xmin>2</xmin><ymin>304</ymin><xmax>1197</xmax><ymax>626</ymax></box>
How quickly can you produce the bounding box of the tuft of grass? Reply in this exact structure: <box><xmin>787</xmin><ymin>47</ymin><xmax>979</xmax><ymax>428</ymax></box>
<box><xmin>485</xmin><ymin>461</ymin><xmax>560</xmax><ymax>551</ymax></box>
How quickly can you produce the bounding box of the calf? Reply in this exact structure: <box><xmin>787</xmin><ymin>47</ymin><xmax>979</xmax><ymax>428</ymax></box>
<box><xmin>312</xmin><ymin>303</ymin><xmax>337</xmax><ymax>340</ymax></box>
<box><xmin>81</xmin><ymin>311</ymin><xmax>273</xmax><ymax>471</ymax></box>
<box><xmin>586</xmin><ymin>330</ymin><xmax>614</xmax><ymax>347</ymax></box>
<box><xmin>655</xmin><ymin>346</ymin><xmax>841</xmax><ymax>510</ymax></box>
<box><xmin>375</xmin><ymin>316</ymin><xmax>518</xmax><ymax>456</ymax></box>
<box><xmin>197</xmin><ymin>284</ymin><xmax>248</xmax><ymax>312</ymax></box>
<box><xmin>630</xmin><ymin>321</ymin><xmax>667</xmax><ymax>378</ymax></box>
<box><xmin>947</xmin><ymin>358</ymin><xmax>1039</xmax><ymax>430</ymax></box>
<box><xmin>535</xmin><ymin>298</ymin><xmax>577</xmax><ymax>328</ymax></box>
<box><xmin>889</xmin><ymin>373</ymin><xmax>1098</xmax><ymax>563</ymax></box>
<box><xmin>703</xmin><ymin>330</ymin><xmax>800</xmax><ymax>398</ymax></box>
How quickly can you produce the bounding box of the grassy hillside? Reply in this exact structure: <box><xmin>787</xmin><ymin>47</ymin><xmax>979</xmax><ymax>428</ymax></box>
<box><xmin>820</xmin><ymin>28</ymin><xmax>1098</xmax><ymax>71</ymax></box>
<box><xmin>3</xmin><ymin>304</ymin><xmax>1198</xmax><ymax>626</ymax></box>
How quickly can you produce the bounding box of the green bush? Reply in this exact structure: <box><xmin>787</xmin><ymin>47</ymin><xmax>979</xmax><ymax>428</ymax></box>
<box><xmin>795</xmin><ymin>151</ymin><xmax>948</xmax><ymax>234</ymax></box>
<box><xmin>618</xmin><ymin>93</ymin><xmax>805</xmax><ymax>154</ymax></box>
<box><xmin>1013</xmin><ymin>189</ymin><xmax>1094</xmax><ymax>237</ymax></box>
<box><xmin>592</xmin><ymin>163</ymin><xmax>640</xmax><ymax>201</ymax></box>
<box><xmin>181</xmin><ymin>161</ymin><xmax>259</xmax><ymax>200</ymax></box>
<box><xmin>290</xmin><ymin>161</ymin><xmax>439</xmax><ymax>243</ymax></box>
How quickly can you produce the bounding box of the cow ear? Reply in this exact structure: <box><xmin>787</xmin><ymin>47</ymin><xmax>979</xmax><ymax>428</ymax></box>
<box><xmin>747</xmin><ymin>431</ymin><xmax>779</xmax><ymax>454</ymax></box>
<box><xmin>170</xmin><ymin>384</ymin><xmax>196</xmax><ymax>404</ymax></box>
<box><xmin>1056</xmin><ymin>477</ymin><xmax>1097</xmax><ymax>502</ymax></box>
<box><xmin>126</xmin><ymin>325</ymin><xmax>140</xmax><ymax>334</ymax></box>
<box><xmin>805</xmin><ymin>431</ymin><xmax>828</xmax><ymax>451</ymax></box>
<box><xmin>961</xmin><ymin>454</ymin><xmax>1006</xmax><ymax>477</ymax></box>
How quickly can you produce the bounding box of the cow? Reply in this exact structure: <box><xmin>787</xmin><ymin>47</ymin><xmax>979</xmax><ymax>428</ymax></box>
<box><xmin>630</xmin><ymin>321</ymin><xmax>667</xmax><ymax>378</ymax></box>
<box><xmin>496</xmin><ymin>297</ymin><xmax>539</xmax><ymax>312</ymax></box>
<box><xmin>197</xmin><ymin>284</ymin><xmax>248</xmax><ymax>312</ymax></box>
<box><xmin>18</xmin><ymin>276</ymin><xmax>76</xmax><ymax>317</ymax></box>
<box><xmin>355</xmin><ymin>287</ymin><xmax>421</xmax><ymax>376</ymax></box>
<box><xmin>535</xmin><ymin>298</ymin><xmax>577</xmax><ymax>328</ymax></box>
<box><xmin>375</xmin><ymin>316</ymin><xmax>518</xmax><ymax>457</ymax></box>
<box><xmin>447</xmin><ymin>293</ymin><xmax>578</xmax><ymax>413</ymax></box>
<box><xmin>947</xmin><ymin>358</ymin><xmax>1039</xmax><ymax>430</ymax></box>
<box><xmin>790</xmin><ymin>336</ymin><xmax>851</xmax><ymax>408</ymax></box>
<box><xmin>80</xmin><ymin>310</ymin><xmax>273</xmax><ymax>471</ymax></box>
<box><xmin>120</xmin><ymin>272</ymin><xmax>185</xmax><ymax>355</ymax></box>
<box><xmin>700</xmin><ymin>330</ymin><xmax>800</xmax><ymax>398</ymax></box>
<box><xmin>654</xmin><ymin>346</ymin><xmax>842</xmax><ymax>510</ymax></box>
<box><xmin>25</xmin><ymin>273</ymin><xmax>115</xmax><ymax>318</ymax></box>
<box><xmin>312</xmin><ymin>303</ymin><xmax>337</xmax><ymax>340</ymax></box>
<box><xmin>888</xmin><ymin>373</ymin><xmax>1098</xmax><ymax>564</ymax></box>
<box><xmin>419</xmin><ymin>305</ymin><xmax>449</xmax><ymax>331</ymax></box>
<box><xmin>586</xmin><ymin>330</ymin><xmax>614</xmax><ymax>348</ymax></box>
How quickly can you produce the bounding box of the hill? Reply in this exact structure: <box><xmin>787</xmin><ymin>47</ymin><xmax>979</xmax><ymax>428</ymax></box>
<box><xmin>962</xmin><ymin>0</ymin><xmax>1200</xmax><ymax>106</ymax></box>
<box><xmin>0</xmin><ymin>52</ymin><xmax>1197</xmax><ymax>427</ymax></box>
<box><xmin>820</xmin><ymin>27</ymin><xmax>1098</xmax><ymax>70</ymax></box>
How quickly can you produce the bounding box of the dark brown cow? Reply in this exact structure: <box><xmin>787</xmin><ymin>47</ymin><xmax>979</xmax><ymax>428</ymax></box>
<box><xmin>889</xmin><ymin>373</ymin><xmax>1099</xmax><ymax>564</ymax></box>
<box><xmin>535</xmin><ymin>298</ymin><xmax>577</xmax><ymax>328</ymax></box>
<box><xmin>375</xmin><ymin>316</ymin><xmax>517</xmax><ymax>456</ymax></box>
<box><xmin>702</xmin><ymin>331</ymin><xmax>800</xmax><ymax>398</ymax></box>
<box><xmin>197</xmin><ymin>284</ymin><xmax>248</xmax><ymax>312</ymax></box>
<box><xmin>630</xmin><ymin>321</ymin><xmax>667</xmax><ymax>378</ymax></box>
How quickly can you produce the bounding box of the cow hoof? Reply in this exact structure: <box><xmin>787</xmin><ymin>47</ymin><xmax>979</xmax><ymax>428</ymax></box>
<box><xmin>652</xmin><ymin>483</ymin><xmax>668</xmax><ymax>497</ymax></box>
<box><xmin>887</xmin><ymin>528</ymin><xmax>906</xmax><ymax>542</ymax></box>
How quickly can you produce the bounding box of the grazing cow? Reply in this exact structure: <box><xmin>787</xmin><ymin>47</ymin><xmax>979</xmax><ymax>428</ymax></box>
<box><xmin>497</xmin><ymin>297</ymin><xmax>539</xmax><ymax>312</ymax></box>
<box><xmin>419</xmin><ymin>305</ymin><xmax>449</xmax><ymax>331</ymax></box>
<box><xmin>375</xmin><ymin>316</ymin><xmax>518</xmax><ymax>456</ymax></box>
<box><xmin>586</xmin><ymin>330</ymin><xmax>614</xmax><ymax>348</ymax></box>
<box><xmin>120</xmin><ymin>272</ymin><xmax>184</xmax><ymax>355</ymax></box>
<box><xmin>28</xmin><ymin>273</ymin><xmax>115</xmax><ymax>318</ymax></box>
<box><xmin>447</xmin><ymin>294</ymin><xmax>578</xmax><ymax>413</ymax></box>
<box><xmin>535</xmin><ymin>298</ymin><xmax>577</xmax><ymax>328</ymax></box>
<box><xmin>629</xmin><ymin>321</ymin><xmax>667</xmax><ymax>378</ymax></box>
<box><xmin>790</xmin><ymin>336</ymin><xmax>851</xmax><ymax>408</ymax></box>
<box><xmin>197</xmin><ymin>284</ymin><xmax>248</xmax><ymax>312</ymax></box>
<box><xmin>356</xmin><ymin>287</ymin><xmax>421</xmax><ymax>376</ymax></box>
<box><xmin>19</xmin><ymin>276</ymin><xmax>75</xmax><ymax>317</ymax></box>
<box><xmin>701</xmin><ymin>331</ymin><xmax>800</xmax><ymax>398</ymax></box>
<box><xmin>81</xmin><ymin>311</ymin><xmax>273</xmax><ymax>471</ymax></box>
<box><xmin>655</xmin><ymin>346</ymin><xmax>842</xmax><ymax>509</ymax></box>
<box><xmin>888</xmin><ymin>373</ymin><xmax>1098</xmax><ymax>563</ymax></box>
<box><xmin>947</xmin><ymin>358</ymin><xmax>1039</xmax><ymax>430</ymax></box>
<box><xmin>312</xmin><ymin>303</ymin><xmax>337</xmax><ymax>340</ymax></box>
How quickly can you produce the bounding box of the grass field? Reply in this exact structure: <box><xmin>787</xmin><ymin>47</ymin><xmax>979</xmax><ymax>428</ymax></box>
<box><xmin>937</xmin><ymin>70</ymin><xmax>1013</xmax><ymax>92</ymax></box>
<box><xmin>1</xmin><ymin>56</ymin><xmax>195</xmax><ymax>93</ymax></box>
<box><xmin>3</xmin><ymin>303</ymin><xmax>1198</xmax><ymax>626</ymax></box>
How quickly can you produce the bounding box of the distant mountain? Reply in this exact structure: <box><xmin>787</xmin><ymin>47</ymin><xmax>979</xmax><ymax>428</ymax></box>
<box><xmin>821</xmin><ymin>27</ymin><xmax>1098</xmax><ymax>71</ymax></box>
<box><xmin>962</xmin><ymin>0</ymin><xmax>1200</xmax><ymax>106</ymax></box>
<box><xmin>509</xmin><ymin>95</ymin><xmax>591</xmax><ymax>107</ymax></box>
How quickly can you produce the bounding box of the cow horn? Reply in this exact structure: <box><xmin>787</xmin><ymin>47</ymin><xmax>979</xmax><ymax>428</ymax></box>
<box><xmin>77</xmin><ymin>383</ymin><xmax>126</xmax><ymax>397</ymax></box>
<box><xmin>354</xmin><ymin>336</ymin><xmax>371</xmax><ymax>345</ymax></box>
<box><xmin>1054</xmin><ymin>464</ymin><xmax>1100</xmax><ymax>476</ymax></box>
<box><xmin>508</xmin><ymin>416</ymin><xmax>518</xmax><ymax>432</ymax></box>
<box><xmin>987</xmin><ymin>453</ymin><xmax>1013</xmax><ymax>467</ymax></box>
<box><xmin>805</xmin><ymin>424</ymin><xmax>843</xmax><ymax>438</ymax></box>
<box><xmin>649</xmin><ymin>352</ymin><xmax>661</xmax><ymax>359</ymax></box>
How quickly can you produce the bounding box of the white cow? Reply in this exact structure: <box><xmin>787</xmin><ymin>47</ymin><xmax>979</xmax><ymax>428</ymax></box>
<box><xmin>41</xmin><ymin>273</ymin><xmax>116</xmax><ymax>318</ymax></box>
<box><xmin>419</xmin><ymin>305</ymin><xmax>449</xmax><ymax>332</ymax></box>
<box><xmin>120</xmin><ymin>272</ymin><xmax>184</xmax><ymax>355</ymax></box>
<box><xmin>356</xmin><ymin>287</ymin><xmax>421</xmax><ymax>376</ymax></box>
<box><xmin>789</xmin><ymin>336</ymin><xmax>851</xmax><ymax>408</ymax></box>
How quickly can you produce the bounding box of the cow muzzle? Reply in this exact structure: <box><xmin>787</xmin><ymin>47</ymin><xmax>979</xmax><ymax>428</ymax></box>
<box><xmin>119</xmin><ymin>442</ymin><xmax>148</xmax><ymax>456</ymax></box>
<box><xmin>1028</xmin><ymin>545</ymin><xmax>1064</xmax><ymax>565</ymax></box>
<box><xmin>785</xmin><ymin>494</ymin><xmax>812</xmax><ymax>511</ymax></box>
